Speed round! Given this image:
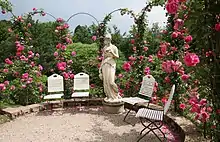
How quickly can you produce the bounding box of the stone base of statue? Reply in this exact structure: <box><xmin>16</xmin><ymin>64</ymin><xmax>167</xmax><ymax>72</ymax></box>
<box><xmin>102</xmin><ymin>98</ymin><xmax>124</xmax><ymax>114</ymax></box>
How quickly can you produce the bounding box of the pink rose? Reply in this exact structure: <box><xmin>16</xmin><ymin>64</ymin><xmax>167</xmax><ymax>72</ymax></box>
<box><xmin>144</xmin><ymin>67</ymin><xmax>150</xmax><ymax>75</ymax></box>
<box><xmin>0</xmin><ymin>83</ymin><xmax>6</xmax><ymax>91</ymax></box>
<box><xmin>56</xmin><ymin>18</ymin><xmax>64</xmax><ymax>23</ymax></box>
<box><xmin>69</xmin><ymin>74</ymin><xmax>74</xmax><ymax>79</ymax></box>
<box><xmin>71</xmin><ymin>51</ymin><xmax>76</xmax><ymax>56</ymax></box>
<box><xmin>10</xmin><ymin>85</ymin><xmax>15</xmax><ymax>90</ymax></box>
<box><xmin>118</xmin><ymin>74</ymin><xmax>123</xmax><ymax>78</ymax></box>
<box><xmin>67</xmin><ymin>60</ymin><xmax>73</xmax><ymax>64</ymax></box>
<box><xmin>130</xmin><ymin>39</ymin><xmax>135</xmax><ymax>44</ymax></box>
<box><xmin>90</xmin><ymin>84</ymin><xmax>95</xmax><ymax>89</ymax></box>
<box><xmin>184</xmin><ymin>52</ymin><xmax>200</xmax><ymax>66</ymax></box>
<box><xmin>122</xmin><ymin>62</ymin><xmax>131</xmax><ymax>72</ymax></box>
<box><xmin>57</xmin><ymin>62</ymin><xmax>67</xmax><ymax>71</ymax></box>
<box><xmin>22</xmin><ymin>73</ymin><xmax>29</xmax><ymax>79</ymax></box>
<box><xmin>42</xmin><ymin>12</ymin><xmax>46</xmax><ymax>16</ymax></box>
<box><xmin>56</xmin><ymin>43</ymin><xmax>62</xmax><ymax>49</ymax></box>
<box><xmin>3</xmin><ymin>69</ymin><xmax>8</xmax><ymax>73</ymax></box>
<box><xmin>61</xmin><ymin>45</ymin><xmax>66</xmax><ymax>50</ymax></box>
<box><xmin>92</xmin><ymin>36</ymin><xmax>97</xmax><ymax>41</ymax></box>
<box><xmin>4</xmin><ymin>80</ymin><xmax>9</xmax><ymax>86</ymax></box>
<box><xmin>63</xmin><ymin>72</ymin><xmax>69</xmax><ymax>80</ymax></box>
<box><xmin>215</xmin><ymin>23</ymin><xmax>220</xmax><ymax>31</ymax></box>
<box><xmin>184</xmin><ymin>35</ymin><xmax>193</xmax><ymax>43</ymax></box>
<box><xmin>5</xmin><ymin>58</ymin><xmax>13</xmax><ymax>65</ymax></box>
<box><xmin>181</xmin><ymin>74</ymin><xmax>190</xmax><ymax>81</ymax></box>
<box><xmin>164</xmin><ymin>76</ymin><xmax>171</xmax><ymax>83</ymax></box>
<box><xmin>39</xmin><ymin>65</ymin><xmax>43</xmax><ymax>71</ymax></box>
<box><xmin>179</xmin><ymin>103</ymin><xmax>186</xmax><ymax>110</ymax></box>
<box><xmin>54</xmin><ymin>52</ymin><xmax>58</xmax><ymax>57</ymax></box>
<box><xmin>165</xmin><ymin>0</ymin><xmax>179</xmax><ymax>14</ymax></box>
<box><xmin>143</xmin><ymin>46</ymin><xmax>148</xmax><ymax>51</ymax></box>
<box><xmin>171</xmin><ymin>32</ymin><xmax>178</xmax><ymax>38</ymax></box>
<box><xmin>33</xmin><ymin>8</ymin><xmax>37</xmax><ymax>11</ymax></box>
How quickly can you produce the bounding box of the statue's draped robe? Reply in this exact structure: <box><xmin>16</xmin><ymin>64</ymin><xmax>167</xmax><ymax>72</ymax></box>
<box><xmin>100</xmin><ymin>44</ymin><xmax>120</xmax><ymax>101</ymax></box>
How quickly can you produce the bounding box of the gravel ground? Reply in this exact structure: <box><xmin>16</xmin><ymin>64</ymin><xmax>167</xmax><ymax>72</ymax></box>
<box><xmin>0</xmin><ymin>107</ymin><xmax>179</xmax><ymax>142</ymax></box>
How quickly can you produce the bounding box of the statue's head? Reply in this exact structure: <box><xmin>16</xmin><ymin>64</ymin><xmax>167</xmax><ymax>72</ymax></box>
<box><xmin>104</xmin><ymin>33</ymin><xmax>112</xmax><ymax>45</ymax></box>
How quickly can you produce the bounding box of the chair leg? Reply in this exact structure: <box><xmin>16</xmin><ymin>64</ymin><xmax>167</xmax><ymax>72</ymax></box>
<box><xmin>139</xmin><ymin>118</ymin><xmax>165</xmax><ymax>142</ymax></box>
<box><xmin>123</xmin><ymin>109</ymin><xmax>135</xmax><ymax>126</ymax></box>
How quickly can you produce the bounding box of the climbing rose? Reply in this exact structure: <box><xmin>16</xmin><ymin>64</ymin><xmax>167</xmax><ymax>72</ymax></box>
<box><xmin>71</xmin><ymin>51</ymin><xmax>76</xmax><ymax>56</ymax></box>
<box><xmin>143</xmin><ymin>46</ymin><xmax>148</xmax><ymax>51</ymax></box>
<box><xmin>22</xmin><ymin>73</ymin><xmax>29</xmax><ymax>79</ymax></box>
<box><xmin>10</xmin><ymin>85</ymin><xmax>15</xmax><ymax>90</ymax></box>
<box><xmin>3</xmin><ymin>69</ymin><xmax>8</xmax><ymax>73</ymax></box>
<box><xmin>179</xmin><ymin>103</ymin><xmax>186</xmax><ymax>110</ymax></box>
<box><xmin>144</xmin><ymin>67</ymin><xmax>150</xmax><ymax>75</ymax></box>
<box><xmin>122</xmin><ymin>62</ymin><xmax>131</xmax><ymax>72</ymax></box>
<box><xmin>215</xmin><ymin>23</ymin><xmax>220</xmax><ymax>31</ymax></box>
<box><xmin>56</xmin><ymin>18</ymin><xmax>64</xmax><ymax>23</ymax></box>
<box><xmin>184</xmin><ymin>35</ymin><xmax>193</xmax><ymax>43</ymax></box>
<box><xmin>130</xmin><ymin>39</ymin><xmax>135</xmax><ymax>44</ymax></box>
<box><xmin>181</xmin><ymin>74</ymin><xmax>190</xmax><ymax>81</ymax></box>
<box><xmin>54</xmin><ymin>52</ymin><xmax>58</xmax><ymax>57</ymax></box>
<box><xmin>57</xmin><ymin>62</ymin><xmax>66</xmax><ymax>71</ymax></box>
<box><xmin>184</xmin><ymin>53</ymin><xmax>200</xmax><ymax>66</ymax></box>
<box><xmin>118</xmin><ymin>74</ymin><xmax>123</xmax><ymax>78</ymax></box>
<box><xmin>166</xmin><ymin>0</ymin><xmax>179</xmax><ymax>14</ymax></box>
<box><xmin>5</xmin><ymin>58</ymin><xmax>13</xmax><ymax>65</ymax></box>
<box><xmin>171</xmin><ymin>32</ymin><xmax>178</xmax><ymax>38</ymax></box>
<box><xmin>92</xmin><ymin>36</ymin><xmax>97</xmax><ymax>41</ymax></box>
<box><xmin>0</xmin><ymin>83</ymin><xmax>6</xmax><ymax>91</ymax></box>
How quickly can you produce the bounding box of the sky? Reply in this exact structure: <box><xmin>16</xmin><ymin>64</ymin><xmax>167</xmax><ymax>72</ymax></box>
<box><xmin>0</xmin><ymin>0</ymin><xmax>167</xmax><ymax>33</ymax></box>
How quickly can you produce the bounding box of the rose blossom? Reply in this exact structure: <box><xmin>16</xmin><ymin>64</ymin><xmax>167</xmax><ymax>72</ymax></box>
<box><xmin>184</xmin><ymin>52</ymin><xmax>200</xmax><ymax>66</ymax></box>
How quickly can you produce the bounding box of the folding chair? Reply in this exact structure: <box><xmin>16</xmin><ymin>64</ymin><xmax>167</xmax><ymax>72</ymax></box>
<box><xmin>71</xmin><ymin>72</ymin><xmax>90</xmax><ymax>106</ymax></box>
<box><xmin>122</xmin><ymin>75</ymin><xmax>155</xmax><ymax>125</ymax></box>
<box><xmin>135</xmin><ymin>85</ymin><xmax>175</xmax><ymax>142</ymax></box>
<box><xmin>44</xmin><ymin>74</ymin><xmax>64</xmax><ymax>109</ymax></box>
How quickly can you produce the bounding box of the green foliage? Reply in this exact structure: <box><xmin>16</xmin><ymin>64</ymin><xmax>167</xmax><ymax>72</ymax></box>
<box><xmin>72</xmin><ymin>24</ymin><xmax>98</xmax><ymax>44</ymax></box>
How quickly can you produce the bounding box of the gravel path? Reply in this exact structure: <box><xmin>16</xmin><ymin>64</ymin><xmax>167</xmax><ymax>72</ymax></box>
<box><xmin>0</xmin><ymin>107</ymin><xmax>179</xmax><ymax>142</ymax></box>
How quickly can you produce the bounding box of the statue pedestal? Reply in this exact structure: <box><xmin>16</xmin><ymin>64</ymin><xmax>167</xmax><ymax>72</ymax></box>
<box><xmin>102</xmin><ymin>100</ymin><xmax>124</xmax><ymax>114</ymax></box>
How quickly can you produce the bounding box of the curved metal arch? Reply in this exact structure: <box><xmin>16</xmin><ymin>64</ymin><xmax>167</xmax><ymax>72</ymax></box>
<box><xmin>44</xmin><ymin>12</ymin><xmax>57</xmax><ymax>20</ymax></box>
<box><xmin>66</xmin><ymin>12</ymin><xmax>99</xmax><ymax>25</ymax></box>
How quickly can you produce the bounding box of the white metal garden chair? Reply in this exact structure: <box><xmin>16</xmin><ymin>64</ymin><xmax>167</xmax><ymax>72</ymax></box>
<box><xmin>44</xmin><ymin>74</ymin><xmax>64</xmax><ymax>108</ymax></box>
<box><xmin>121</xmin><ymin>75</ymin><xmax>155</xmax><ymax>125</ymax></box>
<box><xmin>71</xmin><ymin>72</ymin><xmax>90</xmax><ymax>105</ymax></box>
<box><xmin>135</xmin><ymin>84</ymin><xmax>175</xmax><ymax>142</ymax></box>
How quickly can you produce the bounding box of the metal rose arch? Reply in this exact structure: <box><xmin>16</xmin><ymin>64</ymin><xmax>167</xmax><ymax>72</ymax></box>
<box><xmin>66</xmin><ymin>12</ymin><xmax>99</xmax><ymax>25</ymax></box>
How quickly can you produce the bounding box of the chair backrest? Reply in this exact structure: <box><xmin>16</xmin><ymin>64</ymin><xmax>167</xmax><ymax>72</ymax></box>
<box><xmin>139</xmin><ymin>75</ymin><xmax>155</xmax><ymax>98</ymax></box>
<box><xmin>74</xmin><ymin>72</ymin><xmax>89</xmax><ymax>91</ymax></box>
<box><xmin>164</xmin><ymin>85</ymin><xmax>175</xmax><ymax>114</ymax></box>
<box><xmin>48</xmin><ymin>74</ymin><xmax>64</xmax><ymax>93</ymax></box>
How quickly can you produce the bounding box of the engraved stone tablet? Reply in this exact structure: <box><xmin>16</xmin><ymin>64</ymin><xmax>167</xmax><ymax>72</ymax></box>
<box><xmin>139</xmin><ymin>75</ymin><xmax>155</xmax><ymax>97</ymax></box>
<box><xmin>48</xmin><ymin>74</ymin><xmax>64</xmax><ymax>92</ymax></box>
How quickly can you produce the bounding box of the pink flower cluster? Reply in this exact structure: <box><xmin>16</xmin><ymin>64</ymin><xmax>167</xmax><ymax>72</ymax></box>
<box><xmin>57</xmin><ymin>62</ymin><xmax>67</xmax><ymax>71</ymax></box>
<box><xmin>21</xmin><ymin>73</ymin><xmax>33</xmax><ymax>84</ymax></box>
<box><xmin>184</xmin><ymin>52</ymin><xmax>200</xmax><ymax>67</ymax></box>
<box><xmin>162</xmin><ymin>60</ymin><xmax>182</xmax><ymax>73</ymax></box>
<box><xmin>62</xmin><ymin>72</ymin><xmax>74</xmax><ymax>80</ymax></box>
<box><xmin>122</xmin><ymin>62</ymin><xmax>131</xmax><ymax>72</ymax></box>
<box><xmin>165</xmin><ymin>0</ymin><xmax>179</xmax><ymax>14</ymax></box>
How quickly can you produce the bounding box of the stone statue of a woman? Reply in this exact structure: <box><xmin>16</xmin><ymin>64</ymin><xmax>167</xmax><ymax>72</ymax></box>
<box><xmin>99</xmin><ymin>33</ymin><xmax>121</xmax><ymax>102</ymax></box>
